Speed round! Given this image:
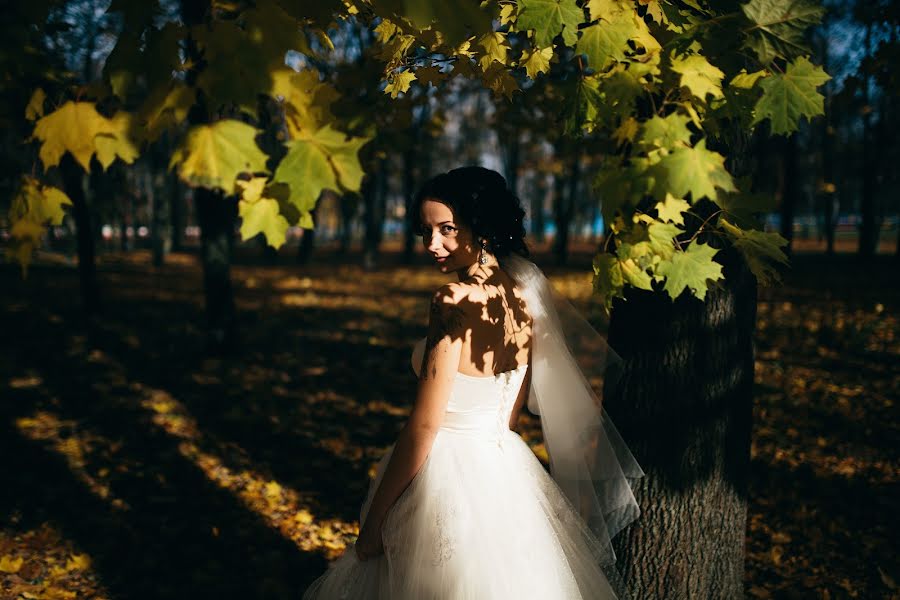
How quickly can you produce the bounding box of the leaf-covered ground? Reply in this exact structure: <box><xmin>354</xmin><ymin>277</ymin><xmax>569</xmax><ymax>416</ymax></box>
<box><xmin>0</xmin><ymin>246</ymin><xmax>896</xmax><ymax>599</ymax></box>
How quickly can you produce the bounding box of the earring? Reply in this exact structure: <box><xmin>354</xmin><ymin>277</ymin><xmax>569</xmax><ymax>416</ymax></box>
<box><xmin>479</xmin><ymin>241</ymin><xmax>488</xmax><ymax>265</ymax></box>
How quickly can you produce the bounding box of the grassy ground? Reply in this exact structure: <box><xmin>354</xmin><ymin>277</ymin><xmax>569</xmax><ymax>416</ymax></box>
<box><xmin>0</xmin><ymin>245</ymin><xmax>897</xmax><ymax>599</ymax></box>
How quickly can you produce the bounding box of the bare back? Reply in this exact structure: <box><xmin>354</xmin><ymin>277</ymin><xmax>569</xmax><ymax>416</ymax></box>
<box><xmin>432</xmin><ymin>266</ymin><xmax>533</xmax><ymax>378</ymax></box>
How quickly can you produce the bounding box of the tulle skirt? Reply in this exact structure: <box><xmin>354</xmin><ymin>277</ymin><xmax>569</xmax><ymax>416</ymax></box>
<box><xmin>302</xmin><ymin>427</ymin><xmax>620</xmax><ymax>599</ymax></box>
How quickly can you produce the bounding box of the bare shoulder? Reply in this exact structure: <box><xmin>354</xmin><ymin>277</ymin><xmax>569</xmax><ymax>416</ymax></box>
<box><xmin>427</xmin><ymin>283</ymin><xmax>480</xmax><ymax>341</ymax></box>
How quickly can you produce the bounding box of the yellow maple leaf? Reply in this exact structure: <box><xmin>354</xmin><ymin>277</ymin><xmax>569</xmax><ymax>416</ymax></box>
<box><xmin>270</xmin><ymin>68</ymin><xmax>337</xmax><ymax>137</ymax></box>
<box><xmin>240</xmin><ymin>198</ymin><xmax>289</xmax><ymax>248</ymax></box>
<box><xmin>94</xmin><ymin>112</ymin><xmax>139</xmax><ymax>169</ymax></box>
<box><xmin>32</xmin><ymin>102</ymin><xmax>117</xmax><ymax>171</ymax></box>
<box><xmin>384</xmin><ymin>70</ymin><xmax>417</xmax><ymax>98</ymax></box>
<box><xmin>169</xmin><ymin>120</ymin><xmax>269</xmax><ymax>191</ymax></box>
<box><xmin>477</xmin><ymin>31</ymin><xmax>510</xmax><ymax>71</ymax></box>
<box><xmin>520</xmin><ymin>46</ymin><xmax>554</xmax><ymax>79</ymax></box>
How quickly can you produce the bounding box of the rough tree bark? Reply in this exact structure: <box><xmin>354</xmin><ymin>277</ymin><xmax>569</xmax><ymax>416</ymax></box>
<box><xmin>605</xmin><ymin>237</ymin><xmax>756</xmax><ymax>600</ymax></box>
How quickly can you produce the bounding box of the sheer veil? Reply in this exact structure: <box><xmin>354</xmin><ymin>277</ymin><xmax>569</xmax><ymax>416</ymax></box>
<box><xmin>500</xmin><ymin>252</ymin><xmax>644</xmax><ymax>567</ymax></box>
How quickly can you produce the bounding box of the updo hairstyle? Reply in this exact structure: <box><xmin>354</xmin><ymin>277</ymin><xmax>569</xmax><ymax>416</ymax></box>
<box><xmin>413</xmin><ymin>166</ymin><xmax>529</xmax><ymax>258</ymax></box>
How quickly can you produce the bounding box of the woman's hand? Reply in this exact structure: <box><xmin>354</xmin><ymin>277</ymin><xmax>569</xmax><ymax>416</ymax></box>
<box><xmin>354</xmin><ymin>519</ymin><xmax>384</xmax><ymax>561</ymax></box>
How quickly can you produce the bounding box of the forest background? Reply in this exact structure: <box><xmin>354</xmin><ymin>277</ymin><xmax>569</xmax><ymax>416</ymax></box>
<box><xmin>0</xmin><ymin>0</ymin><xmax>897</xmax><ymax>599</ymax></box>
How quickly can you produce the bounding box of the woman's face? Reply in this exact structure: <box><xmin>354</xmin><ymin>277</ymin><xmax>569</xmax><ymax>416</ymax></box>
<box><xmin>419</xmin><ymin>198</ymin><xmax>479</xmax><ymax>275</ymax></box>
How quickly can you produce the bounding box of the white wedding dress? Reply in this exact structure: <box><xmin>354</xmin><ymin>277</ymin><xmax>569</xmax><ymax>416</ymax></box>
<box><xmin>301</xmin><ymin>336</ymin><xmax>624</xmax><ymax>600</ymax></box>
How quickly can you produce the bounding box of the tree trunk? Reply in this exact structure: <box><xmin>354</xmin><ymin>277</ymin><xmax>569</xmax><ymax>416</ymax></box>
<box><xmin>170</xmin><ymin>171</ymin><xmax>184</xmax><ymax>252</ymax></box>
<box><xmin>605</xmin><ymin>241</ymin><xmax>756</xmax><ymax>600</ymax></box>
<box><xmin>297</xmin><ymin>209</ymin><xmax>316</xmax><ymax>265</ymax></box>
<box><xmin>402</xmin><ymin>145</ymin><xmax>417</xmax><ymax>263</ymax></box>
<box><xmin>150</xmin><ymin>167</ymin><xmax>171</xmax><ymax>267</ymax></box>
<box><xmin>780</xmin><ymin>134</ymin><xmax>797</xmax><ymax>259</ymax></box>
<box><xmin>60</xmin><ymin>154</ymin><xmax>100</xmax><ymax>315</ymax></box>
<box><xmin>532</xmin><ymin>173</ymin><xmax>547</xmax><ymax>244</ymax></box>
<box><xmin>339</xmin><ymin>193</ymin><xmax>356</xmax><ymax>254</ymax></box>
<box><xmin>363</xmin><ymin>159</ymin><xmax>386</xmax><ymax>270</ymax></box>
<box><xmin>196</xmin><ymin>188</ymin><xmax>237</xmax><ymax>352</ymax></box>
<box><xmin>859</xmin><ymin>20</ymin><xmax>878</xmax><ymax>257</ymax></box>
<box><xmin>554</xmin><ymin>144</ymin><xmax>580</xmax><ymax>266</ymax></box>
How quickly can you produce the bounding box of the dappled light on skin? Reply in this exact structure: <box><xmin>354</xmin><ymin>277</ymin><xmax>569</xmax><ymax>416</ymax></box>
<box><xmin>139</xmin><ymin>388</ymin><xmax>358</xmax><ymax>559</ymax></box>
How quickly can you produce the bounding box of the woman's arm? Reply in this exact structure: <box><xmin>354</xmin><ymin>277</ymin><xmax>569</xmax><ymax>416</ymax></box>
<box><xmin>356</xmin><ymin>284</ymin><xmax>466</xmax><ymax>558</ymax></box>
<box><xmin>508</xmin><ymin>348</ymin><xmax>532</xmax><ymax>432</ymax></box>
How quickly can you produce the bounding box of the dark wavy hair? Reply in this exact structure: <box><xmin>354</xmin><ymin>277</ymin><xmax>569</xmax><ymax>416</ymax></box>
<box><xmin>412</xmin><ymin>166</ymin><xmax>529</xmax><ymax>258</ymax></box>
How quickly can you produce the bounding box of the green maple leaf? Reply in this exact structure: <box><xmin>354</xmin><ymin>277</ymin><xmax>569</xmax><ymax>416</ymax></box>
<box><xmin>715</xmin><ymin>181</ymin><xmax>776</xmax><ymax>229</ymax></box>
<box><xmin>576</xmin><ymin>19</ymin><xmax>632</xmax><ymax>72</ymax></box>
<box><xmin>272</xmin><ymin>125</ymin><xmax>368</xmax><ymax>212</ymax></box>
<box><xmin>637</xmin><ymin>112</ymin><xmax>693</xmax><ymax>150</ymax></box>
<box><xmin>518</xmin><ymin>0</ymin><xmax>584</xmax><ymax>48</ymax></box>
<box><xmin>298</xmin><ymin>125</ymin><xmax>370</xmax><ymax>191</ymax></box>
<box><xmin>169</xmin><ymin>120</ymin><xmax>269</xmax><ymax>191</ymax></box>
<box><xmin>719</xmin><ymin>218</ymin><xmax>789</xmax><ymax>285</ymax></box>
<box><xmin>742</xmin><ymin>0</ymin><xmax>824</xmax><ymax>65</ymax></box>
<box><xmin>752</xmin><ymin>56</ymin><xmax>830</xmax><ymax>135</ymax></box>
<box><xmin>273</xmin><ymin>139</ymin><xmax>337</xmax><ymax>213</ymax></box>
<box><xmin>651</xmin><ymin>139</ymin><xmax>736</xmax><ymax>202</ymax></box>
<box><xmin>655</xmin><ymin>194</ymin><xmax>691</xmax><ymax>225</ymax></box>
<box><xmin>656</xmin><ymin>240</ymin><xmax>724</xmax><ymax>301</ymax></box>
<box><xmin>670</xmin><ymin>52</ymin><xmax>725</xmax><ymax>101</ymax></box>
<box><xmin>594</xmin><ymin>160</ymin><xmax>653</xmax><ymax>222</ymax></box>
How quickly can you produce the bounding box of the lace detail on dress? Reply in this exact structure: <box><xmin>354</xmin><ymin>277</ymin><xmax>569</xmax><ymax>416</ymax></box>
<box><xmin>432</xmin><ymin>502</ymin><xmax>457</xmax><ymax>566</ymax></box>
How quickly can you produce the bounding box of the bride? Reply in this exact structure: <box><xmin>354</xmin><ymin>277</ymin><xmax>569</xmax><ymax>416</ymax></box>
<box><xmin>303</xmin><ymin>167</ymin><xmax>643</xmax><ymax>599</ymax></box>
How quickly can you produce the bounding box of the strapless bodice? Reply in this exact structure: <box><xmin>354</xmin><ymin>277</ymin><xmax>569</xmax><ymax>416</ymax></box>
<box><xmin>411</xmin><ymin>337</ymin><xmax>528</xmax><ymax>443</ymax></box>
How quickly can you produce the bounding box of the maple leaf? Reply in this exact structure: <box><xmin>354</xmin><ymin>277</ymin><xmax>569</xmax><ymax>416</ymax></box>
<box><xmin>517</xmin><ymin>0</ymin><xmax>583</xmax><ymax>48</ymax></box>
<box><xmin>138</xmin><ymin>82</ymin><xmax>196</xmax><ymax>143</ymax></box>
<box><xmin>384</xmin><ymin>70</ymin><xmax>417</xmax><ymax>98</ymax></box>
<box><xmin>670</xmin><ymin>52</ymin><xmax>725</xmax><ymax>101</ymax></box>
<box><xmin>612</xmin><ymin>116</ymin><xmax>639</xmax><ymax>145</ymax></box>
<box><xmin>169</xmin><ymin>120</ymin><xmax>269</xmax><ymax>191</ymax></box>
<box><xmin>637</xmin><ymin>112</ymin><xmax>693</xmax><ymax>150</ymax></box>
<box><xmin>270</xmin><ymin>68</ymin><xmax>338</xmax><ymax>138</ymax></box>
<box><xmin>752</xmin><ymin>56</ymin><xmax>830</xmax><ymax>135</ymax></box>
<box><xmin>656</xmin><ymin>240</ymin><xmax>724</xmax><ymax>301</ymax></box>
<box><xmin>742</xmin><ymin>0</ymin><xmax>824</xmax><ymax>65</ymax></box>
<box><xmin>477</xmin><ymin>32</ymin><xmax>510</xmax><ymax>71</ymax></box>
<box><xmin>238</xmin><ymin>195</ymin><xmax>290</xmax><ymax>248</ymax></box>
<box><xmin>655</xmin><ymin>194</ymin><xmax>691</xmax><ymax>225</ymax></box>
<box><xmin>719</xmin><ymin>218</ymin><xmax>789</xmax><ymax>285</ymax></box>
<box><xmin>94</xmin><ymin>112</ymin><xmax>140</xmax><ymax>169</ymax></box>
<box><xmin>730</xmin><ymin>68</ymin><xmax>768</xmax><ymax>90</ymax></box>
<box><xmin>32</xmin><ymin>102</ymin><xmax>127</xmax><ymax>171</ymax></box>
<box><xmin>274</xmin><ymin>140</ymin><xmax>336</xmax><ymax>213</ymax></box>
<box><xmin>651</xmin><ymin>138</ymin><xmax>736</xmax><ymax>202</ymax></box>
<box><xmin>586</xmin><ymin>0</ymin><xmax>630</xmax><ymax>21</ymax></box>
<box><xmin>520</xmin><ymin>46</ymin><xmax>554</xmax><ymax>79</ymax></box>
<box><xmin>576</xmin><ymin>19</ymin><xmax>633</xmax><ymax>72</ymax></box>
<box><xmin>296</xmin><ymin>125</ymin><xmax>370</xmax><ymax>191</ymax></box>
